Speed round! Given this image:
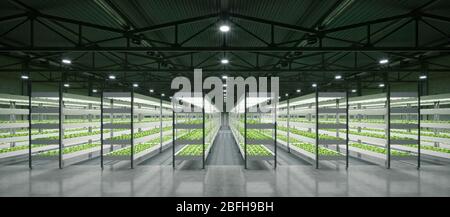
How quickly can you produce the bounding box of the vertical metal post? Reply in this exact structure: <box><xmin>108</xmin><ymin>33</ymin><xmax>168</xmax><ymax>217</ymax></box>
<box><xmin>130</xmin><ymin>90</ymin><xmax>134</xmax><ymax>169</ymax></box>
<box><xmin>274</xmin><ymin>94</ymin><xmax>277</xmax><ymax>170</ymax></box>
<box><xmin>202</xmin><ymin>92</ymin><xmax>205</xmax><ymax>169</ymax></box>
<box><xmin>345</xmin><ymin>91</ymin><xmax>349</xmax><ymax>169</ymax></box>
<box><xmin>417</xmin><ymin>81</ymin><xmax>421</xmax><ymax>169</ymax></box>
<box><xmin>244</xmin><ymin>93</ymin><xmax>247</xmax><ymax>169</ymax></box>
<box><xmin>100</xmin><ymin>91</ymin><xmax>104</xmax><ymax>169</ymax></box>
<box><xmin>386</xmin><ymin>84</ymin><xmax>391</xmax><ymax>169</ymax></box>
<box><xmin>172</xmin><ymin>99</ymin><xmax>175</xmax><ymax>169</ymax></box>
<box><xmin>315</xmin><ymin>88</ymin><xmax>319</xmax><ymax>169</ymax></box>
<box><xmin>287</xmin><ymin>97</ymin><xmax>290</xmax><ymax>153</ymax></box>
<box><xmin>58</xmin><ymin>82</ymin><xmax>63</xmax><ymax>169</ymax></box>
<box><xmin>28</xmin><ymin>80</ymin><xmax>32</xmax><ymax>169</ymax></box>
<box><xmin>160</xmin><ymin>97</ymin><xmax>163</xmax><ymax>153</ymax></box>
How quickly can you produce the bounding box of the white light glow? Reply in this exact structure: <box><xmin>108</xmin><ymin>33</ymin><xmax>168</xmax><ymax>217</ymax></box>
<box><xmin>312</xmin><ymin>83</ymin><xmax>317</xmax><ymax>87</ymax></box>
<box><xmin>133</xmin><ymin>83</ymin><xmax>139</xmax><ymax>87</ymax></box>
<box><xmin>64</xmin><ymin>83</ymin><xmax>70</xmax><ymax>87</ymax></box>
<box><xmin>351</xmin><ymin>89</ymin><xmax>357</xmax><ymax>93</ymax></box>
<box><xmin>92</xmin><ymin>89</ymin><xmax>98</xmax><ymax>93</ymax></box>
<box><xmin>419</xmin><ymin>75</ymin><xmax>427</xmax><ymax>80</ymax></box>
<box><xmin>109</xmin><ymin>75</ymin><xmax>116</xmax><ymax>80</ymax></box>
<box><xmin>149</xmin><ymin>89</ymin><xmax>154</xmax><ymax>93</ymax></box>
<box><xmin>62</xmin><ymin>59</ymin><xmax>72</xmax><ymax>64</ymax></box>
<box><xmin>222</xmin><ymin>75</ymin><xmax>228</xmax><ymax>79</ymax></box>
<box><xmin>21</xmin><ymin>75</ymin><xmax>29</xmax><ymax>80</ymax></box>
<box><xmin>219</xmin><ymin>25</ymin><xmax>230</xmax><ymax>32</ymax></box>
<box><xmin>379</xmin><ymin>59</ymin><xmax>389</xmax><ymax>64</ymax></box>
<box><xmin>335</xmin><ymin>75</ymin><xmax>342</xmax><ymax>80</ymax></box>
<box><xmin>221</xmin><ymin>59</ymin><xmax>229</xmax><ymax>64</ymax></box>
<box><xmin>296</xmin><ymin>89</ymin><xmax>301</xmax><ymax>93</ymax></box>
<box><xmin>379</xmin><ymin>83</ymin><xmax>385</xmax><ymax>88</ymax></box>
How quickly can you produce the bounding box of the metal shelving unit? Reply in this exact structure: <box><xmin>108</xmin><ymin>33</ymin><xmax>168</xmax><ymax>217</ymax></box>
<box><xmin>29</xmin><ymin>89</ymin><xmax>63</xmax><ymax>169</ymax></box>
<box><xmin>101</xmin><ymin>92</ymin><xmax>173</xmax><ymax>168</ymax></box>
<box><xmin>347</xmin><ymin>90</ymin><xmax>420</xmax><ymax>168</ymax></box>
<box><xmin>172</xmin><ymin>94</ymin><xmax>220</xmax><ymax>169</ymax></box>
<box><xmin>230</xmin><ymin>93</ymin><xmax>277</xmax><ymax>169</ymax></box>
<box><xmin>278</xmin><ymin>91</ymin><xmax>348</xmax><ymax>168</ymax></box>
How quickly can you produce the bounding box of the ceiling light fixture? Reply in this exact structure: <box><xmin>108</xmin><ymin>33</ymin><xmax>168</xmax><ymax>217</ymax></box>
<box><xmin>219</xmin><ymin>25</ymin><xmax>230</xmax><ymax>32</ymax></box>
<box><xmin>379</xmin><ymin>58</ymin><xmax>389</xmax><ymax>65</ymax></box>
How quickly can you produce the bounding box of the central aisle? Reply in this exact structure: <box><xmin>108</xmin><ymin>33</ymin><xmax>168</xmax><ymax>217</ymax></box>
<box><xmin>206</xmin><ymin>126</ymin><xmax>244</xmax><ymax>165</ymax></box>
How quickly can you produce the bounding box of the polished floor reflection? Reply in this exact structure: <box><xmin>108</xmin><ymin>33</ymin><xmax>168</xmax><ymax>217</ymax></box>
<box><xmin>0</xmin><ymin>165</ymin><xmax>449</xmax><ymax>196</ymax></box>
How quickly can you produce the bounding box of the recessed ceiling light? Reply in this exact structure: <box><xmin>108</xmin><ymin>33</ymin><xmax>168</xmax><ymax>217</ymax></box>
<box><xmin>335</xmin><ymin>75</ymin><xmax>342</xmax><ymax>80</ymax></box>
<box><xmin>149</xmin><ymin>89</ymin><xmax>154</xmax><ymax>93</ymax></box>
<box><xmin>419</xmin><ymin>75</ymin><xmax>427</xmax><ymax>80</ymax></box>
<box><xmin>109</xmin><ymin>75</ymin><xmax>116</xmax><ymax>80</ymax></box>
<box><xmin>219</xmin><ymin>25</ymin><xmax>230</xmax><ymax>32</ymax></box>
<box><xmin>285</xmin><ymin>93</ymin><xmax>289</xmax><ymax>97</ymax></box>
<box><xmin>221</xmin><ymin>59</ymin><xmax>229</xmax><ymax>64</ymax></box>
<box><xmin>161</xmin><ymin>93</ymin><xmax>165</xmax><ymax>97</ymax></box>
<box><xmin>379</xmin><ymin>58</ymin><xmax>389</xmax><ymax>64</ymax></box>
<box><xmin>92</xmin><ymin>89</ymin><xmax>98</xmax><ymax>93</ymax></box>
<box><xmin>64</xmin><ymin>83</ymin><xmax>70</xmax><ymax>87</ymax></box>
<box><xmin>379</xmin><ymin>83</ymin><xmax>385</xmax><ymax>88</ymax></box>
<box><xmin>351</xmin><ymin>89</ymin><xmax>357</xmax><ymax>93</ymax></box>
<box><xmin>133</xmin><ymin>83</ymin><xmax>139</xmax><ymax>87</ymax></box>
<box><xmin>296</xmin><ymin>89</ymin><xmax>301</xmax><ymax>93</ymax></box>
<box><xmin>21</xmin><ymin>75</ymin><xmax>29</xmax><ymax>80</ymax></box>
<box><xmin>312</xmin><ymin>83</ymin><xmax>317</xmax><ymax>87</ymax></box>
<box><xmin>62</xmin><ymin>59</ymin><xmax>71</xmax><ymax>64</ymax></box>
<box><xmin>222</xmin><ymin>75</ymin><xmax>228</xmax><ymax>79</ymax></box>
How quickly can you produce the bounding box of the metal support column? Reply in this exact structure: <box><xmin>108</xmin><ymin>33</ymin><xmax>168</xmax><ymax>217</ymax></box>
<box><xmin>274</xmin><ymin>95</ymin><xmax>277</xmax><ymax>170</ymax></box>
<box><xmin>386</xmin><ymin>84</ymin><xmax>391</xmax><ymax>169</ymax></box>
<box><xmin>417</xmin><ymin>81</ymin><xmax>421</xmax><ymax>169</ymax></box>
<box><xmin>315</xmin><ymin>88</ymin><xmax>319</xmax><ymax>169</ymax></box>
<box><xmin>287</xmin><ymin>96</ymin><xmax>290</xmax><ymax>153</ymax></box>
<box><xmin>100</xmin><ymin>91</ymin><xmax>104</xmax><ymax>169</ymax></box>
<box><xmin>202</xmin><ymin>92</ymin><xmax>205</xmax><ymax>169</ymax></box>
<box><xmin>58</xmin><ymin>82</ymin><xmax>63</xmax><ymax>169</ymax></box>
<box><xmin>244</xmin><ymin>93</ymin><xmax>247</xmax><ymax>169</ymax></box>
<box><xmin>160</xmin><ymin>97</ymin><xmax>163</xmax><ymax>153</ymax></box>
<box><xmin>130</xmin><ymin>90</ymin><xmax>135</xmax><ymax>169</ymax></box>
<box><xmin>172</xmin><ymin>100</ymin><xmax>175</xmax><ymax>169</ymax></box>
<box><xmin>345</xmin><ymin>91</ymin><xmax>349</xmax><ymax>169</ymax></box>
<box><xmin>28</xmin><ymin>80</ymin><xmax>32</xmax><ymax>169</ymax></box>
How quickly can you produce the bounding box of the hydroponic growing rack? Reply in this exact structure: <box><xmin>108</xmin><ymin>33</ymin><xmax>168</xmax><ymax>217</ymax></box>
<box><xmin>31</xmin><ymin>92</ymin><xmax>103</xmax><ymax>168</ymax></box>
<box><xmin>347</xmin><ymin>89</ymin><xmax>420</xmax><ymax>168</ymax></box>
<box><xmin>101</xmin><ymin>92</ymin><xmax>173</xmax><ymax>168</ymax></box>
<box><xmin>278</xmin><ymin>91</ymin><xmax>348</xmax><ymax>169</ymax></box>
<box><xmin>172</xmin><ymin>94</ymin><xmax>220</xmax><ymax>169</ymax></box>
<box><xmin>230</xmin><ymin>93</ymin><xmax>277</xmax><ymax>169</ymax></box>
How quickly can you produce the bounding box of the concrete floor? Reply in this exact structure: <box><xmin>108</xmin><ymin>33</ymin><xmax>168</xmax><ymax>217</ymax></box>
<box><xmin>1</xmin><ymin>126</ymin><xmax>449</xmax><ymax>196</ymax></box>
<box><xmin>0</xmin><ymin>165</ymin><xmax>449</xmax><ymax>197</ymax></box>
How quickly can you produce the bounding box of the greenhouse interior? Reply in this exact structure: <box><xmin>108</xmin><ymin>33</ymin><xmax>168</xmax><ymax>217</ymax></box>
<box><xmin>0</xmin><ymin>0</ymin><xmax>449</xmax><ymax>197</ymax></box>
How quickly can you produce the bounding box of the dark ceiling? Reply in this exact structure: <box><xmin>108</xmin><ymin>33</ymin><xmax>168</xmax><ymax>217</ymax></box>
<box><xmin>1</xmin><ymin>0</ymin><xmax>450</xmax><ymax>96</ymax></box>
